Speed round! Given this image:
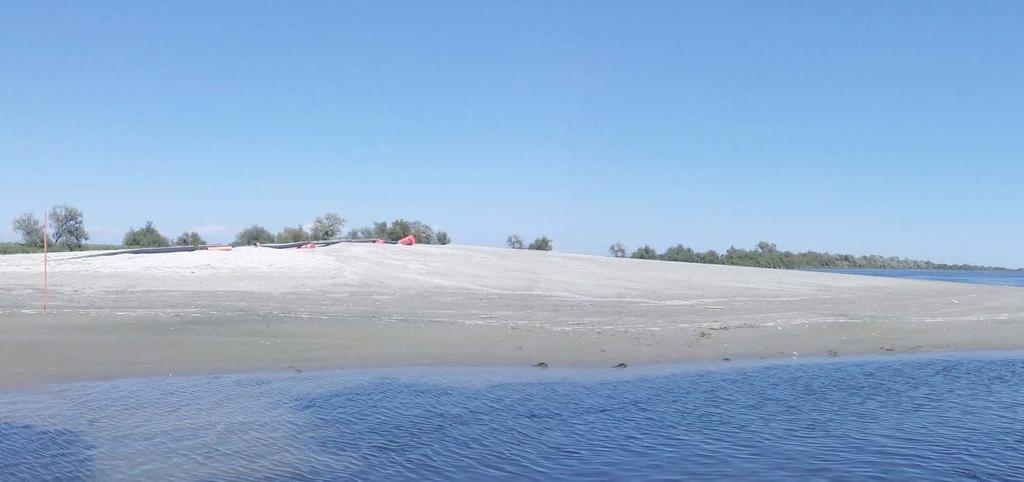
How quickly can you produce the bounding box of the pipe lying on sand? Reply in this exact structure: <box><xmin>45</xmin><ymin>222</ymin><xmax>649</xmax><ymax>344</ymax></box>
<box><xmin>258</xmin><ymin>239</ymin><xmax>393</xmax><ymax>249</ymax></box>
<box><xmin>63</xmin><ymin>239</ymin><xmax>393</xmax><ymax>259</ymax></box>
<box><xmin>68</xmin><ymin>245</ymin><xmax>204</xmax><ymax>259</ymax></box>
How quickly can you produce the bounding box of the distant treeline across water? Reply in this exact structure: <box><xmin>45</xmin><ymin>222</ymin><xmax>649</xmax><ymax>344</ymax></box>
<box><xmin>627</xmin><ymin>241</ymin><xmax>1018</xmax><ymax>271</ymax></box>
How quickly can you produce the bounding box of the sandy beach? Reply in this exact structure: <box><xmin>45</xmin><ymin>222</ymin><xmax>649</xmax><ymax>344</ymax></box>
<box><xmin>1</xmin><ymin>243</ymin><xmax>1023</xmax><ymax>386</ymax></box>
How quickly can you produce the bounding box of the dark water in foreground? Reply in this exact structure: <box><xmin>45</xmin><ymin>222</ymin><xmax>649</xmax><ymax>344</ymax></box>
<box><xmin>815</xmin><ymin>268</ymin><xmax>1024</xmax><ymax>287</ymax></box>
<box><xmin>2</xmin><ymin>354</ymin><xmax>1023</xmax><ymax>481</ymax></box>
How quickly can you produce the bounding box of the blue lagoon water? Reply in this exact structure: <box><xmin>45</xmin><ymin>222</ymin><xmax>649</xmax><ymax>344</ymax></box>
<box><xmin>814</xmin><ymin>268</ymin><xmax>1024</xmax><ymax>287</ymax></box>
<box><xmin>2</xmin><ymin>354</ymin><xmax>1023</xmax><ymax>480</ymax></box>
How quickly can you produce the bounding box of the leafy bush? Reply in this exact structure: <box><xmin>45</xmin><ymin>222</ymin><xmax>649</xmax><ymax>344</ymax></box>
<box><xmin>528</xmin><ymin>236</ymin><xmax>553</xmax><ymax>251</ymax></box>
<box><xmin>608</xmin><ymin>242</ymin><xmax>627</xmax><ymax>258</ymax></box>
<box><xmin>347</xmin><ymin>219</ymin><xmax>447</xmax><ymax>244</ymax></box>
<box><xmin>123</xmin><ymin>221</ymin><xmax>170</xmax><ymax>247</ymax></box>
<box><xmin>347</xmin><ymin>226</ymin><xmax>380</xmax><ymax>239</ymax></box>
<box><xmin>234</xmin><ymin>225</ymin><xmax>274</xmax><ymax>246</ymax></box>
<box><xmin>386</xmin><ymin>219</ymin><xmax>434</xmax><ymax>243</ymax></box>
<box><xmin>407</xmin><ymin>220</ymin><xmax>436</xmax><ymax>243</ymax></box>
<box><xmin>311</xmin><ymin>212</ymin><xmax>346</xmax><ymax>241</ymax></box>
<box><xmin>11</xmin><ymin>212</ymin><xmax>43</xmax><ymax>247</ymax></box>
<box><xmin>631</xmin><ymin>245</ymin><xmax>658</xmax><ymax>260</ymax></box>
<box><xmin>387</xmin><ymin>220</ymin><xmax>414</xmax><ymax>241</ymax></box>
<box><xmin>506</xmin><ymin>234</ymin><xmax>524</xmax><ymax>249</ymax></box>
<box><xmin>48</xmin><ymin>204</ymin><xmax>89</xmax><ymax>250</ymax></box>
<box><xmin>175</xmin><ymin>231</ymin><xmax>206</xmax><ymax>247</ymax></box>
<box><xmin>662</xmin><ymin>244</ymin><xmax>695</xmax><ymax>262</ymax></box>
<box><xmin>276</xmin><ymin>225</ymin><xmax>311</xmax><ymax>243</ymax></box>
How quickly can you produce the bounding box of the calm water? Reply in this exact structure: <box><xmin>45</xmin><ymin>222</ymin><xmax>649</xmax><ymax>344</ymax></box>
<box><xmin>815</xmin><ymin>268</ymin><xmax>1024</xmax><ymax>287</ymax></box>
<box><xmin>2</xmin><ymin>354</ymin><xmax>1023</xmax><ymax>481</ymax></box>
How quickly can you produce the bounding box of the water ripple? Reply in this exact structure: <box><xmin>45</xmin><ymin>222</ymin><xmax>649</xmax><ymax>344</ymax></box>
<box><xmin>1</xmin><ymin>355</ymin><xmax>1023</xmax><ymax>480</ymax></box>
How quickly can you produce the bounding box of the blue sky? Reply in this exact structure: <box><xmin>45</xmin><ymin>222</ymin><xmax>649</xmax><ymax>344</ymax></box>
<box><xmin>2</xmin><ymin>1</ymin><xmax>1022</xmax><ymax>267</ymax></box>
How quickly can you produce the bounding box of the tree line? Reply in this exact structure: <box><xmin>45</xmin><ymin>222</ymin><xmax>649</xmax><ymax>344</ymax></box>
<box><xmin>8</xmin><ymin>205</ymin><xmax>451</xmax><ymax>251</ymax></box>
<box><xmin>6</xmin><ymin>206</ymin><xmax>1013</xmax><ymax>270</ymax></box>
<box><xmin>500</xmin><ymin>234</ymin><xmax>1012</xmax><ymax>270</ymax></box>
<box><xmin>234</xmin><ymin>217</ymin><xmax>450</xmax><ymax>246</ymax></box>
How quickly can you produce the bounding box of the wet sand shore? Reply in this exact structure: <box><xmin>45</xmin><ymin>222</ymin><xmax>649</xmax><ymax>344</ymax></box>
<box><xmin>1</xmin><ymin>244</ymin><xmax>1023</xmax><ymax>386</ymax></box>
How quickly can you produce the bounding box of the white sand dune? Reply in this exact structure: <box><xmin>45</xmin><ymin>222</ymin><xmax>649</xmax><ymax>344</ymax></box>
<box><xmin>2</xmin><ymin>243</ymin><xmax>1023</xmax><ymax>386</ymax></box>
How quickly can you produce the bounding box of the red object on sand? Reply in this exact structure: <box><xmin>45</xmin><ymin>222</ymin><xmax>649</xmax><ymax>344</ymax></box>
<box><xmin>373</xmin><ymin>239</ymin><xmax>385</xmax><ymax>244</ymax></box>
<box><xmin>398</xmin><ymin>235</ymin><xmax>416</xmax><ymax>245</ymax></box>
<box><xmin>299</xmin><ymin>243</ymin><xmax>316</xmax><ymax>249</ymax></box>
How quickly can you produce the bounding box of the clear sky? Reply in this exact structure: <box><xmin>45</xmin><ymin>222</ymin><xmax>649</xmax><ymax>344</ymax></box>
<box><xmin>2</xmin><ymin>1</ymin><xmax>1022</xmax><ymax>267</ymax></box>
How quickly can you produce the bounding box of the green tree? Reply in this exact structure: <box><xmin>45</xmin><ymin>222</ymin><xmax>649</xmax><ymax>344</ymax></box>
<box><xmin>528</xmin><ymin>236</ymin><xmax>553</xmax><ymax>251</ymax></box>
<box><xmin>697</xmin><ymin>249</ymin><xmax>721</xmax><ymax>264</ymax></box>
<box><xmin>631</xmin><ymin>245</ymin><xmax>658</xmax><ymax>260</ymax></box>
<box><xmin>663</xmin><ymin>244</ymin><xmax>697</xmax><ymax>263</ymax></box>
<box><xmin>506</xmin><ymin>234</ymin><xmax>524</xmax><ymax>249</ymax></box>
<box><xmin>175</xmin><ymin>231</ymin><xmax>206</xmax><ymax>247</ymax></box>
<box><xmin>377</xmin><ymin>219</ymin><xmax>431</xmax><ymax>243</ymax></box>
<box><xmin>49</xmin><ymin>204</ymin><xmax>89</xmax><ymax>250</ymax></box>
<box><xmin>404</xmin><ymin>220</ymin><xmax>436</xmax><ymax>243</ymax></box>
<box><xmin>276</xmin><ymin>225</ymin><xmax>311</xmax><ymax>243</ymax></box>
<box><xmin>311</xmin><ymin>212</ymin><xmax>346</xmax><ymax>241</ymax></box>
<box><xmin>347</xmin><ymin>219</ymin><xmax>446</xmax><ymax>243</ymax></box>
<box><xmin>123</xmin><ymin>221</ymin><xmax>170</xmax><ymax>247</ymax></box>
<box><xmin>234</xmin><ymin>225</ymin><xmax>274</xmax><ymax>246</ymax></box>
<box><xmin>756</xmin><ymin>241</ymin><xmax>778</xmax><ymax>254</ymax></box>
<box><xmin>385</xmin><ymin>219</ymin><xmax>412</xmax><ymax>241</ymax></box>
<box><xmin>347</xmin><ymin>226</ymin><xmax>379</xmax><ymax>239</ymax></box>
<box><xmin>609</xmin><ymin>242</ymin><xmax>627</xmax><ymax>258</ymax></box>
<box><xmin>11</xmin><ymin>212</ymin><xmax>43</xmax><ymax>246</ymax></box>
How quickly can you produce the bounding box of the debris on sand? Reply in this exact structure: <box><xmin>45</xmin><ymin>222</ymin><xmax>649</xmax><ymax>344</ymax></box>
<box><xmin>533</xmin><ymin>362</ymin><xmax>548</xmax><ymax>368</ymax></box>
<box><xmin>612</xmin><ymin>363</ymin><xmax>628</xmax><ymax>369</ymax></box>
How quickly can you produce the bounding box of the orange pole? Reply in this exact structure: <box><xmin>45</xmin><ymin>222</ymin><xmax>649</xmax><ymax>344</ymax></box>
<box><xmin>43</xmin><ymin>210</ymin><xmax>48</xmax><ymax>314</ymax></box>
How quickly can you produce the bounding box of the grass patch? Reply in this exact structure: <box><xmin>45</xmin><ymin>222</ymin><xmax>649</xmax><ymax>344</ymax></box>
<box><xmin>0</xmin><ymin>243</ymin><xmax>124</xmax><ymax>255</ymax></box>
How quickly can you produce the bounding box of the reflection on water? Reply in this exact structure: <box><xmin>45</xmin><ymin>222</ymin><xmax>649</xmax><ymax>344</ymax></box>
<box><xmin>2</xmin><ymin>355</ymin><xmax>1023</xmax><ymax>480</ymax></box>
